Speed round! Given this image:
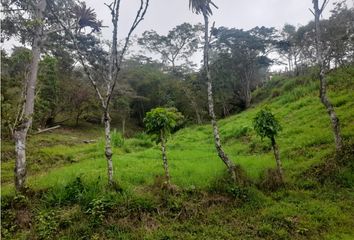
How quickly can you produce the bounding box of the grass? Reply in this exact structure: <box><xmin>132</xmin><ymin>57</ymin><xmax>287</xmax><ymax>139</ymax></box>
<box><xmin>1</xmin><ymin>66</ymin><xmax>354</xmax><ymax>239</ymax></box>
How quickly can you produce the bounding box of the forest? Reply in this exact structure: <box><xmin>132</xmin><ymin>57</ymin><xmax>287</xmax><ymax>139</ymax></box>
<box><xmin>1</xmin><ymin>0</ymin><xmax>354</xmax><ymax>239</ymax></box>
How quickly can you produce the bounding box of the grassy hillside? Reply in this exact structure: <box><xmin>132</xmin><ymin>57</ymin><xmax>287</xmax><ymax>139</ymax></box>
<box><xmin>2</xmin><ymin>67</ymin><xmax>354</xmax><ymax>239</ymax></box>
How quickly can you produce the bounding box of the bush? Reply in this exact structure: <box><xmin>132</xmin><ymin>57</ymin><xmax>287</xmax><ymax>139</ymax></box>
<box><xmin>36</xmin><ymin>210</ymin><xmax>59</xmax><ymax>239</ymax></box>
<box><xmin>85</xmin><ymin>197</ymin><xmax>114</xmax><ymax>225</ymax></box>
<box><xmin>111</xmin><ymin>129</ymin><xmax>124</xmax><ymax>147</ymax></box>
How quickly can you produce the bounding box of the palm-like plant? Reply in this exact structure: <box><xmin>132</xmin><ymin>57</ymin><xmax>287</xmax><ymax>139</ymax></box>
<box><xmin>73</xmin><ymin>2</ymin><xmax>102</xmax><ymax>32</ymax></box>
<box><xmin>189</xmin><ymin>0</ymin><xmax>240</xmax><ymax>183</ymax></box>
<box><xmin>189</xmin><ymin>0</ymin><xmax>217</xmax><ymax>16</ymax></box>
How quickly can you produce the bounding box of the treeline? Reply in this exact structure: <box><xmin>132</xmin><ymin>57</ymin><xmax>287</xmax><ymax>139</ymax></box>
<box><xmin>1</xmin><ymin>1</ymin><xmax>353</xmax><ymax>139</ymax></box>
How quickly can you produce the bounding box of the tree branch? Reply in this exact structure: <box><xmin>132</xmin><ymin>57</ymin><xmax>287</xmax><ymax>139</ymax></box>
<box><xmin>106</xmin><ymin>0</ymin><xmax>150</xmax><ymax>108</ymax></box>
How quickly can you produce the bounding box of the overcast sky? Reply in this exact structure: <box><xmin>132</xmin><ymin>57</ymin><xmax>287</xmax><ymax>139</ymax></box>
<box><xmin>2</xmin><ymin>0</ymin><xmax>353</xmax><ymax>70</ymax></box>
<box><xmin>81</xmin><ymin>0</ymin><xmax>352</xmax><ymax>70</ymax></box>
<box><xmin>84</xmin><ymin>0</ymin><xmax>352</xmax><ymax>40</ymax></box>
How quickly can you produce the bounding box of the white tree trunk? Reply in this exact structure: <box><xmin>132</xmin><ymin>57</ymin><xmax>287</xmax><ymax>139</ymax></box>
<box><xmin>203</xmin><ymin>12</ymin><xmax>237</xmax><ymax>182</ymax></box>
<box><xmin>271</xmin><ymin>137</ymin><xmax>284</xmax><ymax>181</ymax></box>
<box><xmin>160</xmin><ymin>131</ymin><xmax>170</xmax><ymax>184</ymax></box>
<box><xmin>13</xmin><ymin>0</ymin><xmax>46</xmax><ymax>191</ymax></box>
<box><xmin>313</xmin><ymin>0</ymin><xmax>343</xmax><ymax>151</ymax></box>
<box><xmin>104</xmin><ymin>112</ymin><xmax>114</xmax><ymax>185</ymax></box>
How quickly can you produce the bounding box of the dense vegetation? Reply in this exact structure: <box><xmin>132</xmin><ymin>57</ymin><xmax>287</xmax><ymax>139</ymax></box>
<box><xmin>2</xmin><ymin>65</ymin><xmax>354</xmax><ymax>239</ymax></box>
<box><xmin>1</xmin><ymin>0</ymin><xmax>354</xmax><ymax>239</ymax></box>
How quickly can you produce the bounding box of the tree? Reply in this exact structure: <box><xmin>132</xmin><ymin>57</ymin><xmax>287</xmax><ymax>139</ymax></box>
<box><xmin>139</xmin><ymin>23</ymin><xmax>204</xmax><ymax>124</ymax></box>
<box><xmin>1</xmin><ymin>48</ymin><xmax>32</xmax><ymax>139</ymax></box>
<box><xmin>322</xmin><ymin>2</ymin><xmax>354</xmax><ymax>67</ymax></box>
<box><xmin>35</xmin><ymin>55</ymin><xmax>59</xmax><ymax>127</ymax></box>
<box><xmin>138</xmin><ymin>23</ymin><xmax>202</xmax><ymax>73</ymax></box>
<box><xmin>2</xmin><ymin>0</ymin><xmax>89</xmax><ymax>191</ymax></box>
<box><xmin>253</xmin><ymin>108</ymin><xmax>284</xmax><ymax>181</ymax></box>
<box><xmin>144</xmin><ymin>107</ymin><xmax>183</xmax><ymax>184</ymax></box>
<box><xmin>212</xmin><ymin>27</ymin><xmax>274</xmax><ymax>109</ymax></box>
<box><xmin>3</xmin><ymin>0</ymin><xmax>54</xmax><ymax>191</ymax></box>
<box><xmin>276</xmin><ymin>24</ymin><xmax>304</xmax><ymax>75</ymax></box>
<box><xmin>189</xmin><ymin>0</ymin><xmax>239</xmax><ymax>182</ymax></box>
<box><xmin>311</xmin><ymin>0</ymin><xmax>343</xmax><ymax>151</ymax></box>
<box><xmin>53</xmin><ymin>0</ymin><xmax>150</xmax><ymax>185</ymax></box>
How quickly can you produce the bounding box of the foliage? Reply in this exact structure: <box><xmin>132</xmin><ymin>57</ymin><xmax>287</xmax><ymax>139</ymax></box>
<box><xmin>189</xmin><ymin>0</ymin><xmax>217</xmax><ymax>16</ymax></box>
<box><xmin>35</xmin><ymin>55</ymin><xmax>59</xmax><ymax>127</ymax></box>
<box><xmin>111</xmin><ymin>129</ymin><xmax>124</xmax><ymax>147</ymax></box>
<box><xmin>211</xmin><ymin>26</ymin><xmax>275</xmax><ymax>109</ymax></box>
<box><xmin>138</xmin><ymin>23</ymin><xmax>202</xmax><ymax>73</ymax></box>
<box><xmin>144</xmin><ymin>107</ymin><xmax>184</xmax><ymax>142</ymax></box>
<box><xmin>36</xmin><ymin>210</ymin><xmax>59</xmax><ymax>239</ymax></box>
<box><xmin>1</xmin><ymin>48</ymin><xmax>32</xmax><ymax>137</ymax></box>
<box><xmin>253</xmin><ymin>108</ymin><xmax>282</xmax><ymax>140</ymax></box>
<box><xmin>85</xmin><ymin>197</ymin><xmax>113</xmax><ymax>224</ymax></box>
<box><xmin>1</xmin><ymin>65</ymin><xmax>354</xmax><ymax>239</ymax></box>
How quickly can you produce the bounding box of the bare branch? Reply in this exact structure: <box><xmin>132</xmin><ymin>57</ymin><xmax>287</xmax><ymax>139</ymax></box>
<box><xmin>106</xmin><ymin>0</ymin><xmax>150</xmax><ymax>108</ymax></box>
<box><xmin>118</xmin><ymin>0</ymin><xmax>149</xmax><ymax>66</ymax></box>
<box><xmin>320</xmin><ymin>0</ymin><xmax>330</xmax><ymax>13</ymax></box>
<box><xmin>309</xmin><ymin>8</ymin><xmax>316</xmax><ymax>16</ymax></box>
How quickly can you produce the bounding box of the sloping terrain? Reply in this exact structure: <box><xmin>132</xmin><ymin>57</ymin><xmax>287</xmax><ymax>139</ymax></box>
<box><xmin>2</xmin><ymin>67</ymin><xmax>354</xmax><ymax>239</ymax></box>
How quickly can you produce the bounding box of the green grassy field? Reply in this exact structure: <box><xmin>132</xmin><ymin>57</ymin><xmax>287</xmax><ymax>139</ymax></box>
<box><xmin>2</xmin><ymin>67</ymin><xmax>354</xmax><ymax>239</ymax></box>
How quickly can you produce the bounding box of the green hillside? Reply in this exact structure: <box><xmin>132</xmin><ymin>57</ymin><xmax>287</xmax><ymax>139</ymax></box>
<box><xmin>2</xmin><ymin>67</ymin><xmax>354</xmax><ymax>239</ymax></box>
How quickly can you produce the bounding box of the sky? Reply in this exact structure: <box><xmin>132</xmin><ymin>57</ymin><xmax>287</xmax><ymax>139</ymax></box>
<box><xmin>84</xmin><ymin>0</ymin><xmax>350</xmax><ymax>39</ymax></box>
<box><xmin>81</xmin><ymin>0</ymin><xmax>352</xmax><ymax>70</ymax></box>
<box><xmin>2</xmin><ymin>0</ymin><xmax>353</xmax><ymax>70</ymax></box>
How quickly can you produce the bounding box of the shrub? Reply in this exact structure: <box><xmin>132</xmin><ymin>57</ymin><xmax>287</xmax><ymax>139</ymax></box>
<box><xmin>111</xmin><ymin>129</ymin><xmax>124</xmax><ymax>147</ymax></box>
<box><xmin>36</xmin><ymin>210</ymin><xmax>59</xmax><ymax>239</ymax></box>
<box><xmin>85</xmin><ymin>197</ymin><xmax>114</xmax><ymax>224</ymax></box>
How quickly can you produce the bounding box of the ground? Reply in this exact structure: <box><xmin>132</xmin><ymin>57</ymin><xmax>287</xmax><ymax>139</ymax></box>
<box><xmin>1</xmin><ymin>67</ymin><xmax>354</xmax><ymax>239</ymax></box>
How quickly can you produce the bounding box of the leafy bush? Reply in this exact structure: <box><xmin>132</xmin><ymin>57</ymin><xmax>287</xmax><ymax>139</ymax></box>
<box><xmin>36</xmin><ymin>210</ymin><xmax>59</xmax><ymax>239</ymax></box>
<box><xmin>253</xmin><ymin>108</ymin><xmax>281</xmax><ymax>140</ymax></box>
<box><xmin>144</xmin><ymin>107</ymin><xmax>184</xmax><ymax>143</ymax></box>
<box><xmin>86</xmin><ymin>197</ymin><xmax>114</xmax><ymax>224</ymax></box>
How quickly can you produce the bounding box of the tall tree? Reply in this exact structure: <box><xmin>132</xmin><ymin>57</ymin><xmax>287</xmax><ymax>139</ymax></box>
<box><xmin>276</xmin><ymin>24</ymin><xmax>304</xmax><ymax>75</ymax></box>
<box><xmin>212</xmin><ymin>27</ymin><xmax>273</xmax><ymax>109</ymax></box>
<box><xmin>3</xmin><ymin>0</ymin><xmax>51</xmax><ymax>191</ymax></box>
<box><xmin>53</xmin><ymin>0</ymin><xmax>150</xmax><ymax>185</ymax></box>
<box><xmin>2</xmin><ymin>0</ymin><xmax>89</xmax><ymax>191</ymax></box>
<box><xmin>138</xmin><ymin>23</ymin><xmax>202</xmax><ymax>73</ymax></box>
<box><xmin>311</xmin><ymin>0</ymin><xmax>343</xmax><ymax>151</ymax></box>
<box><xmin>189</xmin><ymin>0</ymin><xmax>239</xmax><ymax>182</ymax></box>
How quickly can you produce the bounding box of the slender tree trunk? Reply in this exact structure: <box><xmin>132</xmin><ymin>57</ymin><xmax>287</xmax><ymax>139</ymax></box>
<box><xmin>313</xmin><ymin>0</ymin><xmax>343</xmax><ymax>151</ymax></box>
<box><xmin>294</xmin><ymin>54</ymin><xmax>299</xmax><ymax>76</ymax></box>
<box><xmin>122</xmin><ymin>118</ymin><xmax>126</xmax><ymax>137</ymax></box>
<box><xmin>288</xmin><ymin>55</ymin><xmax>292</xmax><ymax>74</ymax></box>
<box><xmin>75</xmin><ymin>110</ymin><xmax>82</xmax><ymax>126</ymax></box>
<box><xmin>245</xmin><ymin>74</ymin><xmax>251</xmax><ymax>109</ymax></box>
<box><xmin>160</xmin><ymin>131</ymin><xmax>170</xmax><ymax>184</ymax></box>
<box><xmin>194</xmin><ymin>104</ymin><xmax>202</xmax><ymax>124</ymax></box>
<box><xmin>271</xmin><ymin>137</ymin><xmax>284</xmax><ymax>181</ymax></box>
<box><xmin>182</xmin><ymin>86</ymin><xmax>202</xmax><ymax>124</ymax></box>
<box><xmin>103</xmin><ymin>111</ymin><xmax>114</xmax><ymax>185</ymax></box>
<box><xmin>13</xmin><ymin>0</ymin><xmax>46</xmax><ymax>192</ymax></box>
<box><xmin>202</xmin><ymin>12</ymin><xmax>237</xmax><ymax>182</ymax></box>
